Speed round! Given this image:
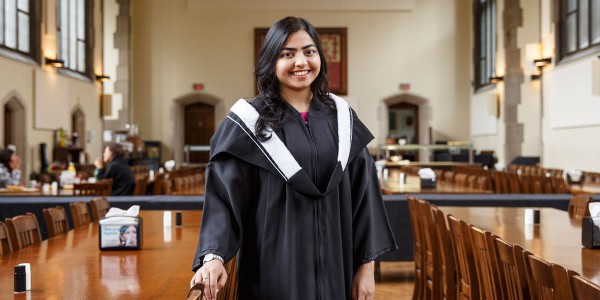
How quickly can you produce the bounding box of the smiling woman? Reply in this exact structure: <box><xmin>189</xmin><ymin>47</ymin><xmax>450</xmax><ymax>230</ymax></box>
<box><xmin>190</xmin><ymin>16</ymin><xmax>396</xmax><ymax>300</ymax></box>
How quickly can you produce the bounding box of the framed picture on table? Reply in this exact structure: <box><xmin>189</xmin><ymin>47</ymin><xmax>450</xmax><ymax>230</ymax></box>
<box><xmin>254</xmin><ymin>27</ymin><xmax>347</xmax><ymax>95</ymax></box>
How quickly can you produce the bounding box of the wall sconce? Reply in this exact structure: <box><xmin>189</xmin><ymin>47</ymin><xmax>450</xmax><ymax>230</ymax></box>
<box><xmin>530</xmin><ymin>72</ymin><xmax>542</xmax><ymax>81</ymax></box>
<box><xmin>96</xmin><ymin>75</ymin><xmax>110</xmax><ymax>82</ymax></box>
<box><xmin>45</xmin><ymin>57</ymin><xmax>64</xmax><ymax>68</ymax></box>
<box><xmin>533</xmin><ymin>57</ymin><xmax>552</xmax><ymax>68</ymax></box>
<box><xmin>489</xmin><ymin>75</ymin><xmax>504</xmax><ymax>84</ymax></box>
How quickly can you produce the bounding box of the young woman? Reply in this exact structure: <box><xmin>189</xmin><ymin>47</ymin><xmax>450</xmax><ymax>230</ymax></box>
<box><xmin>0</xmin><ymin>148</ymin><xmax>21</xmax><ymax>188</ymax></box>
<box><xmin>119</xmin><ymin>225</ymin><xmax>138</xmax><ymax>247</ymax></box>
<box><xmin>190</xmin><ymin>16</ymin><xmax>396</xmax><ymax>300</ymax></box>
<box><xmin>94</xmin><ymin>143</ymin><xmax>136</xmax><ymax>196</ymax></box>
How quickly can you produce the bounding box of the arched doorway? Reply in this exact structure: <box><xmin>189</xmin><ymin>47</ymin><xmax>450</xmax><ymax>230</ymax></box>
<box><xmin>3</xmin><ymin>95</ymin><xmax>26</xmax><ymax>176</ymax></box>
<box><xmin>173</xmin><ymin>93</ymin><xmax>225</xmax><ymax>165</ymax></box>
<box><xmin>184</xmin><ymin>102</ymin><xmax>214</xmax><ymax>163</ymax></box>
<box><xmin>380</xmin><ymin>93</ymin><xmax>431</xmax><ymax>161</ymax></box>
<box><xmin>72</xmin><ymin>108</ymin><xmax>85</xmax><ymax>149</ymax></box>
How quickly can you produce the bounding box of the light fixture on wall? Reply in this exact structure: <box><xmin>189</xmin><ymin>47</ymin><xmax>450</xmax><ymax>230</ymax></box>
<box><xmin>533</xmin><ymin>57</ymin><xmax>552</xmax><ymax>68</ymax></box>
<box><xmin>530</xmin><ymin>72</ymin><xmax>542</xmax><ymax>81</ymax></box>
<box><xmin>489</xmin><ymin>75</ymin><xmax>504</xmax><ymax>84</ymax></box>
<box><xmin>96</xmin><ymin>75</ymin><xmax>110</xmax><ymax>82</ymax></box>
<box><xmin>45</xmin><ymin>57</ymin><xmax>65</xmax><ymax>68</ymax></box>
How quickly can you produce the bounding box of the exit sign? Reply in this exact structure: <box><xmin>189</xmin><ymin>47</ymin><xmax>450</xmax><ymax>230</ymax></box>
<box><xmin>399</xmin><ymin>83</ymin><xmax>410</xmax><ymax>91</ymax></box>
<box><xmin>193</xmin><ymin>83</ymin><xmax>204</xmax><ymax>91</ymax></box>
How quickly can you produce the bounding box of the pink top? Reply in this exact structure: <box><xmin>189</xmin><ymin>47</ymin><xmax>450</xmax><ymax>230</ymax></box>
<box><xmin>300</xmin><ymin>112</ymin><xmax>309</xmax><ymax>122</ymax></box>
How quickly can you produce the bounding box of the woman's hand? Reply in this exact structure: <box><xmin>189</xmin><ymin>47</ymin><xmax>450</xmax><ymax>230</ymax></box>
<box><xmin>190</xmin><ymin>260</ymin><xmax>228</xmax><ymax>300</ymax></box>
<box><xmin>352</xmin><ymin>261</ymin><xmax>375</xmax><ymax>300</ymax></box>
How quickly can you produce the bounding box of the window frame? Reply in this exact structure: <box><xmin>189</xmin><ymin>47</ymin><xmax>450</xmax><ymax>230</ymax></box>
<box><xmin>556</xmin><ymin>0</ymin><xmax>600</xmax><ymax>63</ymax></box>
<box><xmin>56</xmin><ymin>0</ymin><xmax>93</xmax><ymax>81</ymax></box>
<box><xmin>473</xmin><ymin>0</ymin><xmax>498</xmax><ymax>92</ymax></box>
<box><xmin>0</xmin><ymin>0</ymin><xmax>41</xmax><ymax>65</ymax></box>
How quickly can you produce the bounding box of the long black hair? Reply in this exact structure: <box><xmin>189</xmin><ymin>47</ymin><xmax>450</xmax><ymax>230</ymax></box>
<box><xmin>0</xmin><ymin>148</ymin><xmax>14</xmax><ymax>172</ymax></box>
<box><xmin>254</xmin><ymin>16</ymin><xmax>336</xmax><ymax>141</ymax></box>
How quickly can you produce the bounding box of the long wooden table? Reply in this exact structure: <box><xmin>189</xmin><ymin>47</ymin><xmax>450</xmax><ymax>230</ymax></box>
<box><xmin>439</xmin><ymin>206</ymin><xmax>600</xmax><ymax>285</ymax></box>
<box><xmin>0</xmin><ymin>210</ymin><xmax>202</xmax><ymax>299</ymax></box>
<box><xmin>380</xmin><ymin>174</ymin><xmax>491</xmax><ymax>194</ymax></box>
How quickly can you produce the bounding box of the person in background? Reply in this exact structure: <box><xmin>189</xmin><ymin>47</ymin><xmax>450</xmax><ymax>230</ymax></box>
<box><xmin>0</xmin><ymin>148</ymin><xmax>21</xmax><ymax>188</ymax></box>
<box><xmin>190</xmin><ymin>16</ymin><xmax>396</xmax><ymax>300</ymax></box>
<box><xmin>94</xmin><ymin>143</ymin><xmax>136</xmax><ymax>195</ymax></box>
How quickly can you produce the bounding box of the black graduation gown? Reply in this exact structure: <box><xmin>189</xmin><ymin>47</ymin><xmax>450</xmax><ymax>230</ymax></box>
<box><xmin>192</xmin><ymin>94</ymin><xmax>397</xmax><ymax>300</ymax></box>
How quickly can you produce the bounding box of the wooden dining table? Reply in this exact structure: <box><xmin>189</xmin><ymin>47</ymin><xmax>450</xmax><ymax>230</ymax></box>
<box><xmin>380</xmin><ymin>174</ymin><xmax>491</xmax><ymax>194</ymax></box>
<box><xmin>569</xmin><ymin>182</ymin><xmax>600</xmax><ymax>194</ymax></box>
<box><xmin>0</xmin><ymin>210</ymin><xmax>202</xmax><ymax>299</ymax></box>
<box><xmin>439</xmin><ymin>206</ymin><xmax>600</xmax><ymax>285</ymax></box>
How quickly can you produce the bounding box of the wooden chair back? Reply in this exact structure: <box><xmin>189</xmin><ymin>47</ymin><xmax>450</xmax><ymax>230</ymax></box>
<box><xmin>133</xmin><ymin>175</ymin><xmax>149</xmax><ymax>195</ymax></box>
<box><xmin>494</xmin><ymin>238</ymin><xmax>529</xmax><ymax>300</ymax></box>
<box><xmin>417</xmin><ymin>199</ymin><xmax>441</xmax><ymax>299</ymax></box>
<box><xmin>570</xmin><ymin>274</ymin><xmax>600</xmax><ymax>300</ymax></box>
<box><xmin>447</xmin><ymin>215</ymin><xmax>479</xmax><ymax>300</ymax></box>
<box><xmin>431</xmin><ymin>205</ymin><xmax>456</xmax><ymax>300</ymax></box>
<box><xmin>525</xmin><ymin>253</ymin><xmax>574</xmax><ymax>300</ymax></box>
<box><xmin>407</xmin><ymin>196</ymin><xmax>425</xmax><ymax>300</ymax></box>
<box><xmin>5</xmin><ymin>213</ymin><xmax>43</xmax><ymax>251</ymax></box>
<box><xmin>507</xmin><ymin>172</ymin><xmax>521</xmax><ymax>193</ymax></box>
<box><xmin>0</xmin><ymin>221</ymin><xmax>13</xmax><ymax>255</ymax></box>
<box><xmin>470</xmin><ymin>226</ymin><xmax>502</xmax><ymax>300</ymax></box>
<box><xmin>74</xmin><ymin>179</ymin><xmax>113</xmax><ymax>196</ymax></box>
<box><xmin>568</xmin><ymin>195</ymin><xmax>592</xmax><ymax>218</ymax></box>
<box><xmin>152</xmin><ymin>172</ymin><xmax>166</xmax><ymax>195</ymax></box>
<box><xmin>70</xmin><ymin>201</ymin><xmax>92</xmax><ymax>228</ymax></box>
<box><xmin>454</xmin><ymin>173</ymin><xmax>469</xmax><ymax>187</ymax></box>
<box><xmin>217</xmin><ymin>254</ymin><xmax>239</xmax><ymax>300</ymax></box>
<box><xmin>551</xmin><ymin>176</ymin><xmax>569</xmax><ymax>194</ymax></box>
<box><xmin>43</xmin><ymin>206</ymin><xmax>70</xmax><ymax>238</ymax></box>
<box><xmin>90</xmin><ymin>197</ymin><xmax>111</xmax><ymax>221</ymax></box>
<box><xmin>493</xmin><ymin>171</ymin><xmax>509</xmax><ymax>193</ymax></box>
<box><xmin>443</xmin><ymin>171</ymin><xmax>455</xmax><ymax>184</ymax></box>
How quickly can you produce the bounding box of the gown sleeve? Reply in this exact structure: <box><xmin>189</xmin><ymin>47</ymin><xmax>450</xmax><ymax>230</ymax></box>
<box><xmin>192</xmin><ymin>153</ymin><xmax>255</xmax><ymax>272</ymax></box>
<box><xmin>349</xmin><ymin>148</ymin><xmax>397</xmax><ymax>266</ymax></box>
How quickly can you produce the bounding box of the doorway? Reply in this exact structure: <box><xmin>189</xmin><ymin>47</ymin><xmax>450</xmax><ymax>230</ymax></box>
<box><xmin>388</xmin><ymin>102</ymin><xmax>419</xmax><ymax>144</ymax></box>
<box><xmin>184</xmin><ymin>103</ymin><xmax>215</xmax><ymax>163</ymax></box>
<box><xmin>72</xmin><ymin>108</ymin><xmax>85</xmax><ymax>149</ymax></box>
<box><xmin>3</xmin><ymin>96</ymin><xmax>26</xmax><ymax>175</ymax></box>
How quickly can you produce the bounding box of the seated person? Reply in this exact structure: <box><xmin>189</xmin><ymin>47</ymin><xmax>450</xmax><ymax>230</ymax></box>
<box><xmin>94</xmin><ymin>144</ymin><xmax>136</xmax><ymax>195</ymax></box>
<box><xmin>0</xmin><ymin>148</ymin><xmax>21</xmax><ymax>188</ymax></box>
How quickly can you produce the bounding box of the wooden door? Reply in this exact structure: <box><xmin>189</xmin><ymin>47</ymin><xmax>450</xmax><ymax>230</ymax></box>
<box><xmin>184</xmin><ymin>103</ymin><xmax>214</xmax><ymax>163</ymax></box>
<box><xmin>388</xmin><ymin>102</ymin><xmax>419</xmax><ymax>160</ymax></box>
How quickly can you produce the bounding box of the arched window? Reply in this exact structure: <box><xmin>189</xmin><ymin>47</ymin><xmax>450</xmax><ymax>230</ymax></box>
<box><xmin>0</xmin><ymin>0</ymin><xmax>41</xmax><ymax>62</ymax></box>
<box><xmin>557</xmin><ymin>0</ymin><xmax>600</xmax><ymax>61</ymax></box>
<box><xmin>57</xmin><ymin>0</ymin><xmax>92</xmax><ymax>78</ymax></box>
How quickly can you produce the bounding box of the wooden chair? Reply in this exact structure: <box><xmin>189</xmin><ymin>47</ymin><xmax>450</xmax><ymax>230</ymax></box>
<box><xmin>454</xmin><ymin>173</ymin><xmax>469</xmax><ymax>187</ymax></box>
<box><xmin>43</xmin><ymin>206</ymin><xmax>70</xmax><ymax>238</ymax></box>
<box><xmin>524</xmin><ymin>253</ymin><xmax>574</xmax><ymax>300</ymax></box>
<box><xmin>133</xmin><ymin>175</ymin><xmax>149</xmax><ymax>195</ymax></box>
<box><xmin>73</xmin><ymin>179</ymin><xmax>113</xmax><ymax>196</ymax></box>
<box><xmin>5</xmin><ymin>213</ymin><xmax>43</xmax><ymax>251</ymax></box>
<box><xmin>0</xmin><ymin>221</ymin><xmax>13</xmax><ymax>255</ymax></box>
<box><xmin>443</xmin><ymin>171</ymin><xmax>455</xmax><ymax>184</ymax></box>
<box><xmin>568</xmin><ymin>195</ymin><xmax>592</xmax><ymax>218</ymax></box>
<box><xmin>570</xmin><ymin>274</ymin><xmax>600</xmax><ymax>300</ymax></box>
<box><xmin>417</xmin><ymin>199</ymin><xmax>441</xmax><ymax>300</ymax></box>
<box><xmin>540</xmin><ymin>175</ymin><xmax>555</xmax><ymax>193</ymax></box>
<box><xmin>447</xmin><ymin>215</ymin><xmax>479</xmax><ymax>300</ymax></box>
<box><xmin>70</xmin><ymin>201</ymin><xmax>92</xmax><ymax>228</ymax></box>
<box><xmin>90</xmin><ymin>197</ymin><xmax>111</xmax><ymax>221</ymax></box>
<box><xmin>551</xmin><ymin>176</ymin><xmax>569</xmax><ymax>194</ymax></box>
<box><xmin>431</xmin><ymin>205</ymin><xmax>456</xmax><ymax>300</ymax></box>
<box><xmin>494</xmin><ymin>238</ymin><xmax>530</xmax><ymax>300</ymax></box>
<box><xmin>507</xmin><ymin>172</ymin><xmax>522</xmax><ymax>193</ymax></box>
<box><xmin>469</xmin><ymin>226</ymin><xmax>502</xmax><ymax>300</ymax></box>
<box><xmin>407</xmin><ymin>196</ymin><xmax>425</xmax><ymax>300</ymax></box>
<box><xmin>492</xmin><ymin>171</ymin><xmax>508</xmax><ymax>193</ymax></box>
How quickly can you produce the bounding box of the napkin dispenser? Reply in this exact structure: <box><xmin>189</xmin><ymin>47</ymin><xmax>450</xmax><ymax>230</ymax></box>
<box><xmin>582</xmin><ymin>217</ymin><xmax>600</xmax><ymax>249</ymax></box>
<box><xmin>418</xmin><ymin>168</ymin><xmax>436</xmax><ymax>188</ymax></box>
<box><xmin>99</xmin><ymin>206</ymin><xmax>143</xmax><ymax>250</ymax></box>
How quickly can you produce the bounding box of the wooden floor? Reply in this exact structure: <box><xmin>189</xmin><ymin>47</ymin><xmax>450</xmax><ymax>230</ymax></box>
<box><xmin>375</xmin><ymin>262</ymin><xmax>415</xmax><ymax>299</ymax></box>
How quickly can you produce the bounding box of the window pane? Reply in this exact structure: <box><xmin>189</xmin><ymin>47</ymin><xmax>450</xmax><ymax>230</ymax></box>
<box><xmin>567</xmin><ymin>0</ymin><xmax>577</xmax><ymax>11</ymax></box>
<box><xmin>592</xmin><ymin>0</ymin><xmax>600</xmax><ymax>44</ymax></box>
<box><xmin>69</xmin><ymin>0</ymin><xmax>76</xmax><ymax>69</ymax></box>
<box><xmin>17</xmin><ymin>12</ymin><xmax>28</xmax><ymax>52</ymax></box>
<box><xmin>77</xmin><ymin>0</ymin><xmax>84</xmax><ymax>40</ymax></box>
<box><xmin>580</xmin><ymin>0</ymin><xmax>589</xmax><ymax>48</ymax></box>
<box><xmin>60</xmin><ymin>0</ymin><xmax>69</xmax><ymax>65</ymax></box>
<box><xmin>566</xmin><ymin>14</ymin><xmax>577</xmax><ymax>53</ymax></box>
<box><xmin>0</xmin><ymin>0</ymin><xmax>4</xmax><ymax>44</ymax></box>
<box><xmin>77</xmin><ymin>40</ymin><xmax>84</xmax><ymax>71</ymax></box>
<box><xmin>17</xmin><ymin>0</ymin><xmax>27</xmax><ymax>12</ymax></box>
<box><xmin>5</xmin><ymin>0</ymin><xmax>16</xmax><ymax>48</ymax></box>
